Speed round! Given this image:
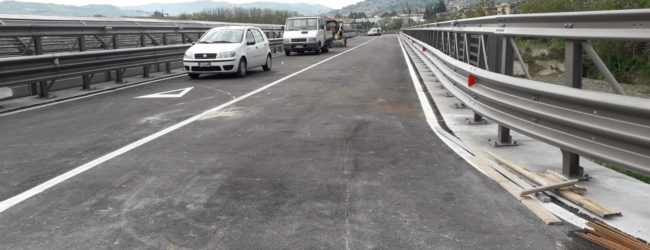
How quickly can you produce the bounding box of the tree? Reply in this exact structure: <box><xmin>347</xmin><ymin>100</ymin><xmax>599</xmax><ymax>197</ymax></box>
<box><xmin>433</xmin><ymin>0</ymin><xmax>447</xmax><ymax>13</ymax></box>
<box><xmin>348</xmin><ymin>12</ymin><xmax>367</xmax><ymax>19</ymax></box>
<box><xmin>462</xmin><ymin>0</ymin><xmax>494</xmax><ymax>18</ymax></box>
<box><xmin>423</xmin><ymin>5</ymin><xmax>435</xmax><ymax>20</ymax></box>
<box><xmin>151</xmin><ymin>10</ymin><xmax>165</xmax><ymax>18</ymax></box>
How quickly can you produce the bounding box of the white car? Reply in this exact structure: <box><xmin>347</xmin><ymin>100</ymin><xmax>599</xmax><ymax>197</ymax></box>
<box><xmin>367</xmin><ymin>28</ymin><xmax>381</xmax><ymax>36</ymax></box>
<box><xmin>183</xmin><ymin>26</ymin><xmax>272</xmax><ymax>79</ymax></box>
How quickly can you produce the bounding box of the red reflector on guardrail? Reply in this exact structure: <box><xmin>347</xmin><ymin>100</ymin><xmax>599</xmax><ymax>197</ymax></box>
<box><xmin>422</xmin><ymin>47</ymin><xmax>427</xmax><ymax>52</ymax></box>
<box><xmin>468</xmin><ymin>75</ymin><xmax>477</xmax><ymax>87</ymax></box>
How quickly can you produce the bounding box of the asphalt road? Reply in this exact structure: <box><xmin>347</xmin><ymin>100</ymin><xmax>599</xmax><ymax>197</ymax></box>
<box><xmin>0</xmin><ymin>36</ymin><xmax>593</xmax><ymax>249</ymax></box>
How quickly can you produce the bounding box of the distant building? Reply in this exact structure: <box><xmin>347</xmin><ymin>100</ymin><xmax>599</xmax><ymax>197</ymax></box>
<box><xmin>397</xmin><ymin>13</ymin><xmax>426</xmax><ymax>23</ymax></box>
<box><xmin>496</xmin><ymin>3</ymin><xmax>519</xmax><ymax>15</ymax></box>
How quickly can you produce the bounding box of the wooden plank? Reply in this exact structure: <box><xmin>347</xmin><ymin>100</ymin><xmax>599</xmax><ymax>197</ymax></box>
<box><xmin>482</xmin><ymin>150</ymin><xmax>621</xmax><ymax>218</ymax></box>
<box><xmin>486</xmin><ymin>160</ymin><xmax>551</xmax><ymax>202</ymax></box>
<box><xmin>470</xmin><ymin>156</ymin><xmax>561</xmax><ymax>224</ymax></box>
<box><xmin>588</xmin><ymin>221</ymin><xmax>650</xmax><ymax>250</ymax></box>
<box><xmin>577</xmin><ymin>231</ymin><xmax>634</xmax><ymax>250</ymax></box>
<box><xmin>520</xmin><ymin>199</ymin><xmax>563</xmax><ymax>225</ymax></box>
<box><xmin>558</xmin><ymin>190</ymin><xmax>622</xmax><ymax>218</ymax></box>
<box><xmin>519</xmin><ymin>179</ymin><xmax>579</xmax><ymax>196</ymax></box>
<box><xmin>543</xmin><ymin>172</ymin><xmax>587</xmax><ymax>194</ymax></box>
<box><xmin>484</xmin><ymin>150</ymin><xmax>548</xmax><ymax>185</ymax></box>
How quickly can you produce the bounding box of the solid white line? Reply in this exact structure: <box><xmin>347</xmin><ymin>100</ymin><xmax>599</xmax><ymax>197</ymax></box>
<box><xmin>397</xmin><ymin>35</ymin><xmax>590</xmax><ymax>229</ymax></box>
<box><xmin>0</xmin><ymin>37</ymin><xmax>379</xmax><ymax>213</ymax></box>
<box><xmin>397</xmin><ymin>36</ymin><xmax>478</xmax><ymax>163</ymax></box>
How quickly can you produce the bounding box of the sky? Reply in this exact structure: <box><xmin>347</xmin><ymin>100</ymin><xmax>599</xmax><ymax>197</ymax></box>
<box><xmin>6</xmin><ymin>0</ymin><xmax>364</xmax><ymax>9</ymax></box>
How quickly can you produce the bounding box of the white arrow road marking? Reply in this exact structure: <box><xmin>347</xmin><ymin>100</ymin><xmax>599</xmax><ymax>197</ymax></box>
<box><xmin>0</xmin><ymin>37</ymin><xmax>379</xmax><ymax>214</ymax></box>
<box><xmin>136</xmin><ymin>87</ymin><xmax>193</xmax><ymax>98</ymax></box>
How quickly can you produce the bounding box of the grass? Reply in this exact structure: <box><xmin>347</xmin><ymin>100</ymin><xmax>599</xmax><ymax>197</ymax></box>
<box><xmin>604</xmin><ymin>163</ymin><xmax>650</xmax><ymax>184</ymax></box>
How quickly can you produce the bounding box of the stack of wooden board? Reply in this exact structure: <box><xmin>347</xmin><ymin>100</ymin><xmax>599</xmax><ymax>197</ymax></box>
<box><xmin>577</xmin><ymin>221</ymin><xmax>650</xmax><ymax>250</ymax></box>
<box><xmin>468</xmin><ymin>155</ymin><xmax>563</xmax><ymax>225</ymax></box>
<box><xmin>483</xmin><ymin>150</ymin><xmax>622</xmax><ymax>219</ymax></box>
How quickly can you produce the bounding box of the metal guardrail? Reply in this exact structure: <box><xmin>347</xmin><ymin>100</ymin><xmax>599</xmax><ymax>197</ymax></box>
<box><xmin>0</xmin><ymin>14</ymin><xmax>284</xmax><ymax>57</ymax></box>
<box><xmin>402</xmin><ymin>9</ymin><xmax>650</xmax><ymax>177</ymax></box>
<box><xmin>0</xmin><ymin>14</ymin><xmax>284</xmax><ymax>98</ymax></box>
<box><xmin>0</xmin><ymin>38</ymin><xmax>283</xmax><ymax>98</ymax></box>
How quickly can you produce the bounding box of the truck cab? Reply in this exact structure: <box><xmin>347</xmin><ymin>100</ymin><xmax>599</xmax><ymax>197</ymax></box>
<box><xmin>282</xmin><ymin>16</ymin><xmax>335</xmax><ymax>56</ymax></box>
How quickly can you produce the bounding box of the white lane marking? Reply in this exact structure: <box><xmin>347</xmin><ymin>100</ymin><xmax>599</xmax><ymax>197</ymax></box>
<box><xmin>0</xmin><ymin>74</ymin><xmax>185</xmax><ymax>117</ymax></box>
<box><xmin>0</xmin><ymin>37</ymin><xmax>379</xmax><ymax>214</ymax></box>
<box><xmin>397</xmin><ymin>35</ymin><xmax>590</xmax><ymax>229</ymax></box>
<box><xmin>135</xmin><ymin>87</ymin><xmax>193</xmax><ymax>98</ymax></box>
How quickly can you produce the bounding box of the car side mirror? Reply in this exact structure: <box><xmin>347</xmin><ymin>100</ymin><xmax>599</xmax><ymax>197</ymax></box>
<box><xmin>247</xmin><ymin>41</ymin><xmax>255</xmax><ymax>45</ymax></box>
<box><xmin>280</xmin><ymin>26</ymin><xmax>285</xmax><ymax>31</ymax></box>
<box><xmin>320</xmin><ymin>25</ymin><xmax>325</xmax><ymax>29</ymax></box>
<box><xmin>192</xmin><ymin>42</ymin><xmax>196</xmax><ymax>45</ymax></box>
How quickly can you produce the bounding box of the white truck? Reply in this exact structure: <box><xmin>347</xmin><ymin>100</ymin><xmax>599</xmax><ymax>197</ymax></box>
<box><xmin>282</xmin><ymin>16</ymin><xmax>337</xmax><ymax>56</ymax></box>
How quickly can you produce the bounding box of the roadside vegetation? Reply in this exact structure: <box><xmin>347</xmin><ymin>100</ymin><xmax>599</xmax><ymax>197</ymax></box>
<box><xmin>150</xmin><ymin>7</ymin><xmax>298</xmax><ymax>25</ymax></box>
<box><xmin>518</xmin><ymin>0</ymin><xmax>650</xmax><ymax>86</ymax></box>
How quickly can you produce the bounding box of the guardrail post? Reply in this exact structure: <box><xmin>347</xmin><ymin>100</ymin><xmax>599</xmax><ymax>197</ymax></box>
<box><xmin>82</xmin><ymin>74</ymin><xmax>93</xmax><ymax>90</ymax></box>
<box><xmin>143</xmin><ymin>64</ymin><xmax>151</xmax><ymax>78</ymax></box>
<box><xmin>165</xmin><ymin>62</ymin><xmax>172</xmax><ymax>74</ymax></box>
<box><xmin>562</xmin><ymin>149</ymin><xmax>584</xmax><ymax>178</ymax></box>
<box><xmin>115</xmin><ymin>69</ymin><xmax>125</xmax><ymax>83</ymax></box>
<box><xmin>563</xmin><ymin>40</ymin><xmax>585</xmax><ymax>177</ymax></box>
<box><xmin>38</xmin><ymin>80</ymin><xmax>55</xmax><ymax>98</ymax></box>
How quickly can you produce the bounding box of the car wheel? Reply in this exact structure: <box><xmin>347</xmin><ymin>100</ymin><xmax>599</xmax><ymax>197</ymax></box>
<box><xmin>188</xmin><ymin>73</ymin><xmax>199</xmax><ymax>79</ymax></box>
<box><xmin>285</xmin><ymin>50</ymin><xmax>290</xmax><ymax>56</ymax></box>
<box><xmin>262</xmin><ymin>55</ymin><xmax>272</xmax><ymax>71</ymax></box>
<box><xmin>236</xmin><ymin>58</ymin><xmax>247</xmax><ymax>77</ymax></box>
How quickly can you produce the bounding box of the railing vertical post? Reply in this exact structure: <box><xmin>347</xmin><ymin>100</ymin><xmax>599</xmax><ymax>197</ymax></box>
<box><xmin>140</xmin><ymin>34</ymin><xmax>146</xmax><ymax>47</ymax></box>
<box><xmin>490</xmin><ymin>36</ymin><xmax>517</xmax><ymax>147</ymax></box>
<box><xmin>565</xmin><ymin>40</ymin><xmax>583</xmax><ymax>89</ymax></box>
<box><xmin>78</xmin><ymin>36</ymin><xmax>86</xmax><ymax>52</ymax></box>
<box><xmin>112</xmin><ymin>35</ymin><xmax>118</xmax><ymax>49</ymax></box>
<box><xmin>563</xmin><ymin>40</ymin><xmax>585</xmax><ymax>177</ymax></box>
<box><xmin>33</xmin><ymin>36</ymin><xmax>44</xmax><ymax>96</ymax></box>
<box><xmin>500</xmin><ymin>37</ymin><xmax>513</xmax><ymax>75</ymax></box>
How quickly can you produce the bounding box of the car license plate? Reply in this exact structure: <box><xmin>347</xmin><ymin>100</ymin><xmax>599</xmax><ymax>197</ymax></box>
<box><xmin>295</xmin><ymin>45</ymin><xmax>303</xmax><ymax>48</ymax></box>
<box><xmin>198</xmin><ymin>62</ymin><xmax>210</xmax><ymax>67</ymax></box>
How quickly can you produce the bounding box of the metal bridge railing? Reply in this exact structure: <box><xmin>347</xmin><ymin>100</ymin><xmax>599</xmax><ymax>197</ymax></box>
<box><xmin>402</xmin><ymin>9</ymin><xmax>650</xmax><ymax>178</ymax></box>
<box><xmin>0</xmin><ymin>14</ymin><xmax>284</xmax><ymax>98</ymax></box>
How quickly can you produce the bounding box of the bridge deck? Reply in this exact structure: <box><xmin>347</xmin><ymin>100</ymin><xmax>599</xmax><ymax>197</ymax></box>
<box><xmin>0</xmin><ymin>36</ymin><xmax>593</xmax><ymax>249</ymax></box>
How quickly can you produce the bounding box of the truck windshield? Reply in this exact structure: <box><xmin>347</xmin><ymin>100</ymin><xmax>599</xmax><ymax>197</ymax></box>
<box><xmin>285</xmin><ymin>18</ymin><xmax>318</xmax><ymax>31</ymax></box>
<box><xmin>198</xmin><ymin>29</ymin><xmax>244</xmax><ymax>44</ymax></box>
